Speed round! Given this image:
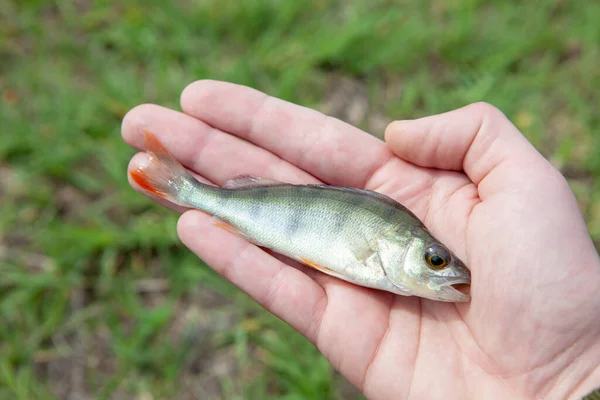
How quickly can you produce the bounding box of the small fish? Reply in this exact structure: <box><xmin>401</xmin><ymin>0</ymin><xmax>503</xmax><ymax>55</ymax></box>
<box><xmin>130</xmin><ymin>131</ymin><xmax>471</xmax><ymax>302</ymax></box>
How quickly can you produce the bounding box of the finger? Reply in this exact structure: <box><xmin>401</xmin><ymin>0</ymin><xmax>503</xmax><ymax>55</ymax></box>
<box><xmin>177</xmin><ymin>210</ymin><xmax>327</xmax><ymax>343</ymax></box>
<box><xmin>384</xmin><ymin>102</ymin><xmax>555</xmax><ymax>197</ymax></box>
<box><xmin>122</xmin><ymin>104</ymin><xmax>319</xmax><ymax>186</ymax></box>
<box><xmin>180</xmin><ymin>80</ymin><xmax>396</xmax><ymax>188</ymax></box>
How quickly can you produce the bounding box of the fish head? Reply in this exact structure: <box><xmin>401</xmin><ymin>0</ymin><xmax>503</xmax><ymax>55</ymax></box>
<box><xmin>379</xmin><ymin>231</ymin><xmax>471</xmax><ymax>302</ymax></box>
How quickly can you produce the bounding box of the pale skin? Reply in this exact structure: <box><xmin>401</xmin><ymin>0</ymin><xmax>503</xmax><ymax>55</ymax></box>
<box><xmin>122</xmin><ymin>80</ymin><xmax>600</xmax><ymax>400</ymax></box>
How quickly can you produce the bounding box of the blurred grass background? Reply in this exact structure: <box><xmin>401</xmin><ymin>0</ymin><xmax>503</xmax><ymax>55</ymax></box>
<box><xmin>1</xmin><ymin>0</ymin><xmax>599</xmax><ymax>398</ymax></box>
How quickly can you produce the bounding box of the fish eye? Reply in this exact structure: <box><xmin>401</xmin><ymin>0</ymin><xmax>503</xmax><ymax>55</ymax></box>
<box><xmin>424</xmin><ymin>245</ymin><xmax>450</xmax><ymax>270</ymax></box>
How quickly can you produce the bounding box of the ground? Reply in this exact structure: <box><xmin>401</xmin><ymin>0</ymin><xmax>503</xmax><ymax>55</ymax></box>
<box><xmin>1</xmin><ymin>0</ymin><xmax>599</xmax><ymax>399</ymax></box>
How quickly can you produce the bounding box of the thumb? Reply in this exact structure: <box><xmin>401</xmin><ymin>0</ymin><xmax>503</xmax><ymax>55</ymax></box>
<box><xmin>384</xmin><ymin>102</ymin><xmax>555</xmax><ymax>197</ymax></box>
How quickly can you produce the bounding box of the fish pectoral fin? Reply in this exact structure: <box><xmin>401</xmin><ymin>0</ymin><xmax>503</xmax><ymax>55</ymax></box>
<box><xmin>298</xmin><ymin>257</ymin><xmax>345</xmax><ymax>279</ymax></box>
<box><xmin>343</xmin><ymin>232</ymin><xmax>378</xmax><ymax>265</ymax></box>
<box><xmin>364</xmin><ymin>249</ymin><xmax>414</xmax><ymax>296</ymax></box>
<box><xmin>223</xmin><ymin>175</ymin><xmax>286</xmax><ymax>189</ymax></box>
<box><xmin>351</xmin><ymin>246</ymin><xmax>377</xmax><ymax>265</ymax></box>
<box><xmin>210</xmin><ymin>217</ymin><xmax>252</xmax><ymax>241</ymax></box>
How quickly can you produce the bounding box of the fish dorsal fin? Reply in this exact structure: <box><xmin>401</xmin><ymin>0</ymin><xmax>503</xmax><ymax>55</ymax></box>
<box><xmin>223</xmin><ymin>174</ymin><xmax>285</xmax><ymax>189</ymax></box>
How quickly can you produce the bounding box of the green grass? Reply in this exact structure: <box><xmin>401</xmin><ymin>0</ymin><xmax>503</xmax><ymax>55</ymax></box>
<box><xmin>1</xmin><ymin>0</ymin><xmax>599</xmax><ymax>398</ymax></box>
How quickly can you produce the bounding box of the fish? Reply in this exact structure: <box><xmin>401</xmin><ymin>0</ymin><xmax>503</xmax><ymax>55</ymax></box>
<box><xmin>130</xmin><ymin>130</ymin><xmax>471</xmax><ymax>302</ymax></box>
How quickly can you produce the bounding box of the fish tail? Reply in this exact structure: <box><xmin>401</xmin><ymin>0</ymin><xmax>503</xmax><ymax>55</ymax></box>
<box><xmin>129</xmin><ymin>130</ymin><xmax>199</xmax><ymax>206</ymax></box>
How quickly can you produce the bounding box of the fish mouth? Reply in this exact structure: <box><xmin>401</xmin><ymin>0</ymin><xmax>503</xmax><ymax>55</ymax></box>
<box><xmin>437</xmin><ymin>278</ymin><xmax>471</xmax><ymax>302</ymax></box>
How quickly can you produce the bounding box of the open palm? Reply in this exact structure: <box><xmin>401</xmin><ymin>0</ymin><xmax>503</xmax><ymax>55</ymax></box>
<box><xmin>122</xmin><ymin>80</ymin><xmax>600</xmax><ymax>400</ymax></box>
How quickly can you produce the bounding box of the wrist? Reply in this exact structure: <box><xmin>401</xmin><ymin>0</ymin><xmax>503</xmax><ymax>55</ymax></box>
<box><xmin>558</xmin><ymin>257</ymin><xmax>600</xmax><ymax>400</ymax></box>
<box><xmin>564</xmin><ymin>260</ymin><xmax>600</xmax><ymax>400</ymax></box>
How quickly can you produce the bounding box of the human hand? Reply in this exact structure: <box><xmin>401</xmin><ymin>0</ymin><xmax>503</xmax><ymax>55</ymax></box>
<box><xmin>122</xmin><ymin>80</ymin><xmax>600</xmax><ymax>399</ymax></box>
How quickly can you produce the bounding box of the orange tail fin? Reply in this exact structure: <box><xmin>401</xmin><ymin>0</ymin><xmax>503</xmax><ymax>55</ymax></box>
<box><xmin>129</xmin><ymin>130</ymin><xmax>192</xmax><ymax>203</ymax></box>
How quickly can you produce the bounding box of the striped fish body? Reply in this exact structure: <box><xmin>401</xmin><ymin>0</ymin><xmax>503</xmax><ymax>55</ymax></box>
<box><xmin>130</xmin><ymin>131</ymin><xmax>471</xmax><ymax>302</ymax></box>
<box><xmin>179</xmin><ymin>180</ymin><xmax>420</xmax><ymax>292</ymax></box>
